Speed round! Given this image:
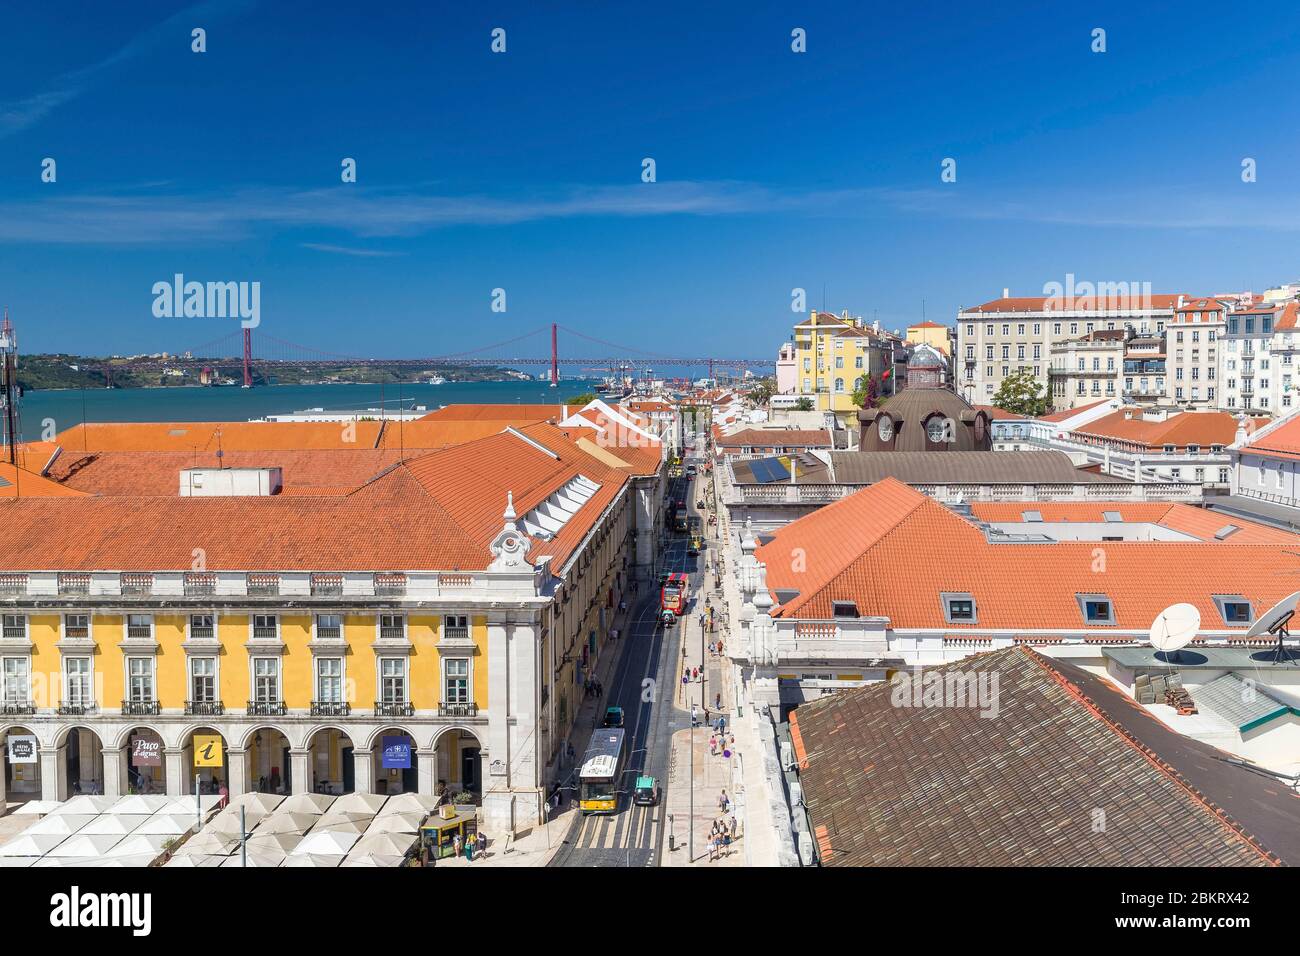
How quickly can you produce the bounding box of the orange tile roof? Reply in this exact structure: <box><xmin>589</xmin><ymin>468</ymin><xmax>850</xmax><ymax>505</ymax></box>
<box><xmin>0</xmin><ymin>462</ymin><xmax>88</xmax><ymax>498</ymax></box>
<box><xmin>907</xmin><ymin>321</ymin><xmax>947</xmax><ymax>330</ymax></box>
<box><xmin>1038</xmin><ymin>399</ymin><xmax>1111</xmax><ymax>423</ymax></box>
<box><xmin>1073</xmin><ymin>410</ymin><xmax>1252</xmax><ymax>449</ymax></box>
<box><xmin>53</xmin><ymin>421</ymin><xmax>385</xmax><ymax>452</ymax></box>
<box><xmin>46</xmin><ymin>448</ymin><xmax>417</xmax><ymax>497</ymax></box>
<box><xmin>0</xmin><ymin>424</ymin><xmax>630</xmax><ymax>573</ymax></box>
<box><xmin>970</xmin><ymin>404</ymin><xmax>1021</xmax><ymax>421</ymax></box>
<box><xmin>963</xmin><ymin>293</ymin><xmax>1188</xmax><ymax>314</ymax></box>
<box><xmin>417</xmin><ymin>404</ymin><xmax>568</xmax><ymax>422</ymax></box>
<box><xmin>1247</xmin><ymin>414</ymin><xmax>1300</xmax><ymax>461</ymax></box>
<box><xmin>756</xmin><ymin>479</ymin><xmax>1300</xmax><ymax>629</ymax></box>
<box><xmin>968</xmin><ymin>501</ymin><xmax>1297</xmax><ymax>544</ymax></box>
<box><xmin>375</xmin><ymin>420</ymin><xmax>509</xmax><ymax>449</ymax></box>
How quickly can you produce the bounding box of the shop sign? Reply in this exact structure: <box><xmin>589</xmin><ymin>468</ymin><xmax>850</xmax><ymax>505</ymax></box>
<box><xmin>6</xmin><ymin>734</ymin><xmax>37</xmax><ymax>764</ymax></box>
<box><xmin>131</xmin><ymin>737</ymin><xmax>162</xmax><ymax>767</ymax></box>
<box><xmin>193</xmin><ymin>734</ymin><xmax>224</xmax><ymax>767</ymax></box>
<box><xmin>381</xmin><ymin>735</ymin><xmax>411</xmax><ymax>769</ymax></box>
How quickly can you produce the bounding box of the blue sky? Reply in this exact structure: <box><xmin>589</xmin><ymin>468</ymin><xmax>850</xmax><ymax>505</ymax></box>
<box><xmin>2</xmin><ymin>0</ymin><xmax>1299</xmax><ymax>361</ymax></box>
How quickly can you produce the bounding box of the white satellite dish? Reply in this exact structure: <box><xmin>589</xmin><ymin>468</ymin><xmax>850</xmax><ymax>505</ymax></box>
<box><xmin>1149</xmin><ymin>603</ymin><xmax>1200</xmax><ymax>654</ymax></box>
<box><xmin>1246</xmin><ymin>591</ymin><xmax>1300</xmax><ymax>663</ymax></box>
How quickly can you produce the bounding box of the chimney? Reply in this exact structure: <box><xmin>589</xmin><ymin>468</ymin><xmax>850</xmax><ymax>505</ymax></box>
<box><xmin>1002</xmin><ymin>287</ymin><xmax>1010</xmax><ymax>299</ymax></box>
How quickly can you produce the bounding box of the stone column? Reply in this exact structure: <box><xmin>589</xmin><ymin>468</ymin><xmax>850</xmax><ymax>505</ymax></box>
<box><xmin>164</xmin><ymin>748</ymin><xmax>188</xmax><ymax>796</ymax></box>
<box><xmin>289</xmin><ymin>750</ymin><xmax>311</xmax><ymax>795</ymax></box>
<box><xmin>482</xmin><ymin>620</ymin><xmax>514</xmax><ymax>834</ymax></box>
<box><xmin>0</xmin><ymin>741</ymin><xmax>7</xmax><ymax>814</ymax></box>
<box><xmin>226</xmin><ymin>748</ymin><xmax>248</xmax><ymax>798</ymax></box>
<box><xmin>352</xmin><ymin>749</ymin><xmax>374</xmax><ymax>794</ymax></box>
<box><xmin>416</xmin><ymin>749</ymin><xmax>437</xmax><ymax>796</ymax></box>
<box><xmin>40</xmin><ymin>746</ymin><xmax>68</xmax><ymax>802</ymax></box>
<box><xmin>101</xmin><ymin>746</ymin><xmax>126</xmax><ymax>798</ymax></box>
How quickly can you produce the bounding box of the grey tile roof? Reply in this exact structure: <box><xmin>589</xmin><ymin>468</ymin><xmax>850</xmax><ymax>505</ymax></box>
<box><xmin>826</xmin><ymin>451</ymin><xmax>1124</xmax><ymax>485</ymax></box>
<box><xmin>792</xmin><ymin>646</ymin><xmax>1298</xmax><ymax>866</ymax></box>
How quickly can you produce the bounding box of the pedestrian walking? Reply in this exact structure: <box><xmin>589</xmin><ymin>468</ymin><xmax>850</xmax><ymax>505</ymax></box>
<box><xmin>692</xmin><ymin>666</ymin><xmax>698</xmax><ymax>681</ymax></box>
<box><xmin>477</xmin><ymin>832</ymin><xmax>487</xmax><ymax>859</ymax></box>
<box><xmin>709</xmin><ymin>735</ymin><xmax>717</xmax><ymax>756</ymax></box>
<box><xmin>453</xmin><ymin>833</ymin><xmax>462</xmax><ymax>858</ymax></box>
<box><xmin>464</xmin><ymin>833</ymin><xmax>476</xmax><ymax>862</ymax></box>
<box><xmin>715</xmin><ymin>693</ymin><xmax>721</xmax><ymax>710</ymax></box>
<box><xmin>703</xmin><ymin>706</ymin><xmax>711</xmax><ymax>726</ymax></box>
<box><xmin>718</xmin><ymin>789</ymin><xmax>729</xmax><ymax>813</ymax></box>
<box><xmin>691</xmin><ymin>703</ymin><xmax>698</xmax><ymax>727</ymax></box>
<box><xmin>730</xmin><ymin>815</ymin><xmax>738</xmax><ymax>840</ymax></box>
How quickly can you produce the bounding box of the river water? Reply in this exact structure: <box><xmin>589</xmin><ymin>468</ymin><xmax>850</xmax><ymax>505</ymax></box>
<box><xmin>14</xmin><ymin>379</ymin><xmax>601</xmax><ymax>440</ymax></box>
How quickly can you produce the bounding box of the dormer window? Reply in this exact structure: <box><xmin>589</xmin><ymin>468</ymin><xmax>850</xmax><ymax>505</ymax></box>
<box><xmin>942</xmin><ymin>593</ymin><xmax>976</xmax><ymax>623</ymax></box>
<box><xmin>831</xmin><ymin>601</ymin><xmax>859</xmax><ymax>619</ymax></box>
<box><xmin>1213</xmin><ymin>595</ymin><xmax>1253</xmax><ymax>625</ymax></box>
<box><xmin>1077</xmin><ymin>594</ymin><xmax>1114</xmax><ymax>624</ymax></box>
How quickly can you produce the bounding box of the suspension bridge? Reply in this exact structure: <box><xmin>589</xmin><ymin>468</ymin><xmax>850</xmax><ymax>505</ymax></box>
<box><xmin>92</xmin><ymin>323</ymin><xmax>774</xmax><ymax>387</ymax></box>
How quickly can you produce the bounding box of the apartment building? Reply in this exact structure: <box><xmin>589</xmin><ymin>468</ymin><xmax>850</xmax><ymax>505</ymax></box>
<box><xmin>1222</xmin><ymin>300</ymin><xmax>1300</xmax><ymax>415</ymax></box>
<box><xmin>1168</xmin><ymin>297</ymin><xmax>1226</xmax><ymax>409</ymax></box>
<box><xmin>957</xmin><ymin>288</ymin><xmax>1184</xmax><ymax>403</ymax></box>
<box><xmin>791</xmin><ymin>311</ymin><xmax>899</xmax><ymax>423</ymax></box>
<box><xmin>1048</xmin><ymin>329</ymin><xmax>1125</xmax><ymax>411</ymax></box>
<box><xmin>0</xmin><ymin>423</ymin><xmax>642</xmax><ymax>835</ymax></box>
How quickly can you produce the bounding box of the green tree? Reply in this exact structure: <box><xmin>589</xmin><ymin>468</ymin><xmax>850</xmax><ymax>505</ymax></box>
<box><xmin>563</xmin><ymin>392</ymin><xmax>599</xmax><ymax>405</ymax></box>
<box><xmin>851</xmin><ymin>374</ymin><xmax>878</xmax><ymax>410</ymax></box>
<box><xmin>794</xmin><ymin>397</ymin><xmax>814</xmax><ymax>411</ymax></box>
<box><xmin>991</xmin><ymin>368</ymin><xmax>1049</xmax><ymax>416</ymax></box>
<box><xmin>747</xmin><ymin>379</ymin><xmax>775</xmax><ymax>407</ymax></box>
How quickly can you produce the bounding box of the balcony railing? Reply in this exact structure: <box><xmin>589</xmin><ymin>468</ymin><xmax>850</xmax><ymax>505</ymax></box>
<box><xmin>310</xmin><ymin>577</ymin><xmax>343</xmax><ymax>597</ymax></box>
<box><xmin>120</xmin><ymin>574</ymin><xmax>154</xmax><ymax>596</ymax></box>
<box><xmin>247</xmin><ymin>575</ymin><xmax>280</xmax><ymax>597</ymax></box>
<box><xmin>316</xmin><ymin>626</ymin><xmax>342</xmax><ymax>641</ymax></box>
<box><xmin>247</xmin><ymin>700</ymin><xmax>287</xmax><ymax>716</ymax></box>
<box><xmin>442</xmin><ymin>625</ymin><xmax>471</xmax><ymax>643</ymax></box>
<box><xmin>1</xmin><ymin>701</ymin><xmax>35</xmax><ymax>716</ymax></box>
<box><xmin>438</xmin><ymin>702</ymin><xmax>478</xmax><ymax>718</ymax></box>
<box><xmin>184</xmin><ymin>576</ymin><xmax>216</xmax><ymax>596</ymax></box>
<box><xmin>2</xmin><ymin>625</ymin><xmax>25</xmax><ymax>641</ymax></box>
<box><xmin>311</xmin><ymin>701</ymin><xmax>352</xmax><ymax>717</ymax></box>
<box><xmin>252</xmin><ymin>626</ymin><xmax>279</xmax><ymax>641</ymax></box>
<box><xmin>0</xmin><ymin>575</ymin><xmax>28</xmax><ymax>597</ymax></box>
<box><xmin>185</xmin><ymin>700</ymin><xmax>225</xmax><ymax>716</ymax></box>
<box><xmin>126</xmin><ymin>625</ymin><xmax>152</xmax><ymax>640</ymax></box>
<box><xmin>122</xmin><ymin>700</ymin><xmax>161</xmax><ymax>716</ymax></box>
<box><xmin>58</xmin><ymin>703</ymin><xmax>97</xmax><ymax>716</ymax></box>
<box><xmin>374</xmin><ymin>574</ymin><xmax>407</xmax><ymax>596</ymax></box>
<box><xmin>379</xmin><ymin>626</ymin><xmax>406</xmax><ymax>641</ymax></box>
<box><xmin>374</xmin><ymin>701</ymin><xmax>414</xmax><ymax>717</ymax></box>
<box><xmin>189</xmin><ymin>625</ymin><xmax>215</xmax><ymax>641</ymax></box>
<box><xmin>58</xmin><ymin>574</ymin><xmax>90</xmax><ymax>596</ymax></box>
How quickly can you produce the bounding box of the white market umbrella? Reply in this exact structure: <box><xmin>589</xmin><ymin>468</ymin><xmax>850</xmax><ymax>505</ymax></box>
<box><xmin>206</xmin><ymin>810</ymin><xmax>264</xmax><ymax>835</ymax></box>
<box><xmin>47</xmin><ymin>833</ymin><xmax>122</xmax><ymax>857</ymax></box>
<box><xmin>53</xmin><ymin>795</ymin><xmax>116</xmax><ymax>816</ymax></box>
<box><xmin>133</xmin><ymin>814</ymin><xmax>194</xmax><ymax>836</ymax></box>
<box><xmin>376</xmin><ymin>793</ymin><xmax>440</xmax><ymax>816</ymax></box>
<box><xmin>292</xmin><ymin>829</ymin><xmax>359</xmax><ymax>855</ymax></box>
<box><xmin>364</xmin><ymin>812</ymin><xmax>424</xmax><ymax>835</ymax></box>
<box><xmin>279</xmin><ymin>793</ymin><xmax>335</xmax><ymax>814</ymax></box>
<box><xmin>340</xmin><ymin>853</ymin><xmax>406</xmax><ymax>868</ymax></box>
<box><xmin>256</xmin><ymin>812</ymin><xmax>321</xmax><ymax>835</ymax></box>
<box><xmin>245</xmin><ymin>832</ymin><xmax>303</xmax><ymax>855</ymax></box>
<box><xmin>86</xmin><ymin>853</ymin><xmax>158</xmax><ymax>868</ymax></box>
<box><xmin>312</xmin><ymin>816</ymin><xmax>369</xmax><ymax>835</ymax></box>
<box><xmin>34</xmin><ymin>856</ymin><xmax>99</xmax><ymax>867</ymax></box>
<box><xmin>0</xmin><ymin>856</ymin><xmax>36</xmax><ymax>867</ymax></box>
<box><xmin>0</xmin><ymin>833</ymin><xmax>68</xmax><ymax>856</ymax></box>
<box><xmin>219</xmin><ymin>849</ymin><xmax>282</xmax><ymax>867</ymax></box>
<box><xmin>12</xmin><ymin>800</ymin><xmax>61</xmax><ymax>816</ymax></box>
<box><xmin>350</xmin><ymin>832</ymin><xmax>415</xmax><ymax>857</ymax></box>
<box><xmin>80</xmin><ymin>814</ymin><xmax>151</xmax><ymax>837</ymax></box>
<box><xmin>229</xmin><ymin>792</ymin><xmax>284</xmax><ymax>814</ymax></box>
<box><xmin>110</xmin><ymin>795</ymin><xmax>171</xmax><ymax>815</ymax></box>
<box><xmin>159</xmin><ymin>794</ymin><xmax>221</xmax><ymax>816</ymax></box>
<box><xmin>332</xmin><ymin>792</ymin><xmax>387</xmax><ymax>815</ymax></box>
<box><xmin>176</xmin><ymin>830</ymin><xmax>238</xmax><ymax>856</ymax></box>
<box><xmin>24</xmin><ymin>813</ymin><xmax>96</xmax><ymax>836</ymax></box>
<box><xmin>107</xmin><ymin>833</ymin><xmax>172</xmax><ymax>858</ymax></box>
<box><xmin>281</xmin><ymin>852</ymin><xmax>342</xmax><ymax>867</ymax></box>
<box><xmin>164</xmin><ymin>853</ymin><xmax>225</xmax><ymax>867</ymax></box>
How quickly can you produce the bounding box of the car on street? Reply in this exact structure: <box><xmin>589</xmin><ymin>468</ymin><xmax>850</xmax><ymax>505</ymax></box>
<box><xmin>633</xmin><ymin>775</ymin><xmax>660</xmax><ymax>806</ymax></box>
<box><xmin>602</xmin><ymin>706</ymin><xmax>625</xmax><ymax>728</ymax></box>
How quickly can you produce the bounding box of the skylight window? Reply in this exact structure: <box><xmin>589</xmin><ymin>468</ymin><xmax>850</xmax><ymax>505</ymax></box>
<box><xmin>832</xmin><ymin>601</ymin><xmax>859</xmax><ymax>619</ymax></box>
<box><xmin>519</xmin><ymin>475</ymin><xmax>601</xmax><ymax>540</ymax></box>
<box><xmin>1213</xmin><ymin>595</ymin><xmax>1253</xmax><ymax>625</ymax></box>
<box><xmin>1101</xmin><ymin>511</ymin><xmax>1122</xmax><ymax>523</ymax></box>
<box><xmin>1021</xmin><ymin>510</ymin><xmax>1043</xmax><ymax>523</ymax></box>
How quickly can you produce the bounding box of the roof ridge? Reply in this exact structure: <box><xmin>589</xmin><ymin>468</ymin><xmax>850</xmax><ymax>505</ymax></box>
<box><xmin>1022</xmin><ymin>646</ymin><xmax>1283</xmax><ymax>866</ymax></box>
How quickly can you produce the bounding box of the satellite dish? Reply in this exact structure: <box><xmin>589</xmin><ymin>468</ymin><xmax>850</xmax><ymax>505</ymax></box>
<box><xmin>1149</xmin><ymin>604</ymin><xmax>1200</xmax><ymax>656</ymax></box>
<box><xmin>1246</xmin><ymin>591</ymin><xmax>1300</xmax><ymax>663</ymax></box>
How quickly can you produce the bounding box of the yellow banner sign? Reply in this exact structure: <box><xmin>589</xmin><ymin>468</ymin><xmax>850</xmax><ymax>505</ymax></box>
<box><xmin>193</xmin><ymin>734</ymin><xmax>224</xmax><ymax>767</ymax></box>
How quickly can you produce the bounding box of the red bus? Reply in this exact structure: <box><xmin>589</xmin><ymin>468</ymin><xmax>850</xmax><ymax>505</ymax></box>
<box><xmin>661</xmin><ymin>573</ymin><xmax>688</xmax><ymax>616</ymax></box>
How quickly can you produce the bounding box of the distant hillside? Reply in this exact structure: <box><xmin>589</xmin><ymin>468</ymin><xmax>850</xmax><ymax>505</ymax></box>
<box><xmin>15</xmin><ymin>354</ymin><xmax>530</xmax><ymax>390</ymax></box>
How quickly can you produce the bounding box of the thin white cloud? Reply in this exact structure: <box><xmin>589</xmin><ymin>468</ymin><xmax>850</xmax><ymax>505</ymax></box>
<box><xmin>301</xmin><ymin>242</ymin><xmax>405</xmax><ymax>258</ymax></box>
<box><xmin>0</xmin><ymin>0</ymin><xmax>255</xmax><ymax>138</ymax></box>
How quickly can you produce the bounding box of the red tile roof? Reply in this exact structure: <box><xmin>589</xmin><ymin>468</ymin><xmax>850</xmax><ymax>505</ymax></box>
<box><xmin>968</xmin><ymin>501</ymin><xmax>1296</xmax><ymax>544</ymax></box>
<box><xmin>1246</xmin><ymin>413</ymin><xmax>1300</xmax><ymax>461</ymax></box>
<box><xmin>0</xmin><ymin>462</ymin><xmax>88</xmax><ymax>498</ymax></box>
<box><xmin>53</xmin><ymin>421</ymin><xmax>385</xmax><ymax>451</ymax></box>
<box><xmin>1073</xmin><ymin>410</ymin><xmax>1252</xmax><ymax>449</ymax></box>
<box><xmin>417</xmin><ymin>404</ymin><xmax>568</xmax><ymax>422</ymax></box>
<box><xmin>756</xmin><ymin>479</ymin><xmax>1300</xmax><ymax>629</ymax></box>
<box><xmin>963</xmin><ymin>293</ymin><xmax>1188</xmax><ymax>314</ymax></box>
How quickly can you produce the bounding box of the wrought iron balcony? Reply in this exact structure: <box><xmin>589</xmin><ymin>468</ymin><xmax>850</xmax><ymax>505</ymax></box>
<box><xmin>247</xmin><ymin>700</ymin><xmax>287</xmax><ymax>716</ymax></box>
<box><xmin>438</xmin><ymin>702</ymin><xmax>478</xmax><ymax>718</ymax></box>
<box><xmin>122</xmin><ymin>700</ymin><xmax>161</xmax><ymax>716</ymax></box>
<box><xmin>374</xmin><ymin>701</ymin><xmax>414</xmax><ymax>717</ymax></box>
<box><xmin>185</xmin><ymin>700</ymin><xmax>225</xmax><ymax>716</ymax></box>
<box><xmin>57</xmin><ymin>703</ymin><xmax>97</xmax><ymax>716</ymax></box>
<box><xmin>311</xmin><ymin>701</ymin><xmax>352</xmax><ymax>716</ymax></box>
<box><xmin>1</xmin><ymin>701</ymin><xmax>35</xmax><ymax>716</ymax></box>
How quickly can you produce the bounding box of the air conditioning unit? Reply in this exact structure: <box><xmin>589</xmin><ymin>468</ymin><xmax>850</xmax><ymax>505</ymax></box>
<box><xmin>789</xmin><ymin>781</ymin><xmax>803</xmax><ymax>806</ymax></box>
<box><xmin>779</xmin><ymin>741</ymin><xmax>795</xmax><ymax>771</ymax></box>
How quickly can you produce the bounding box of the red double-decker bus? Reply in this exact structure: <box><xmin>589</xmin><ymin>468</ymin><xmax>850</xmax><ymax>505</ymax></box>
<box><xmin>661</xmin><ymin>573</ymin><xmax>688</xmax><ymax>616</ymax></box>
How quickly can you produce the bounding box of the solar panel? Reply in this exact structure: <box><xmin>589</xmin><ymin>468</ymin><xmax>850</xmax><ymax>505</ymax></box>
<box><xmin>748</xmin><ymin>459</ymin><xmax>775</xmax><ymax>483</ymax></box>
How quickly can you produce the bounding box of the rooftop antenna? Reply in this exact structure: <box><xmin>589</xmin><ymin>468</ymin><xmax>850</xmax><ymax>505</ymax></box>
<box><xmin>1246</xmin><ymin>591</ymin><xmax>1300</xmax><ymax>664</ymax></box>
<box><xmin>1148</xmin><ymin>603</ymin><xmax>1199</xmax><ymax>663</ymax></box>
